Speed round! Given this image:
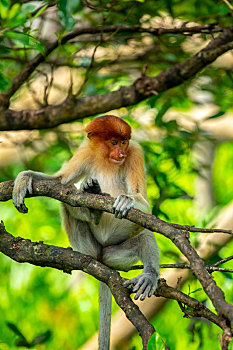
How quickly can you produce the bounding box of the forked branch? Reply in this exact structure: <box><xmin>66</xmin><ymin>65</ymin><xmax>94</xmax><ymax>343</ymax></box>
<box><xmin>0</xmin><ymin>177</ymin><xmax>233</xmax><ymax>329</ymax></box>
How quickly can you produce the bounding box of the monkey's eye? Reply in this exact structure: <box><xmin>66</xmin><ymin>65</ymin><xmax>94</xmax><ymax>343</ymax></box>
<box><xmin>122</xmin><ymin>140</ymin><xmax>127</xmax><ymax>145</ymax></box>
<box><xmin>111</xmin><ymin>140</ymin><xmax>118</xmax><ymax>145</ymax></box>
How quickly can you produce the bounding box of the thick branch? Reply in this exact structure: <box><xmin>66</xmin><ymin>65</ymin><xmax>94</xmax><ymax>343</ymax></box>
<box><xmin>1</xmin><ymin>221</ymin><xmax>232</xmax><ymax>341</ymax></box>
<box><xmin>0</xmin><ymin>221</ymin><xmax>154</xmax><ymax>349</ymax></box>
<box><xmin>0</xmin><ymin>27</ymin><xmax>232</xmax><ymax>130</ymax></box>
<box><xmin>1</xmin><ymin>177</ymin><xmax>233</xmax><ymax>327</ymax></box>
<box><xmin>1</xmin><ymin>179</ymin><xmax>232</xmax><ymax>235</ymax></box>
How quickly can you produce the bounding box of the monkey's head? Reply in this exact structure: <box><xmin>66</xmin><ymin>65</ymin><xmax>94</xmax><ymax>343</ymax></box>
<box><xmin>85</xmin><ymin>115</ymin><xmax>131</xmax><ymax>165</ymax></box>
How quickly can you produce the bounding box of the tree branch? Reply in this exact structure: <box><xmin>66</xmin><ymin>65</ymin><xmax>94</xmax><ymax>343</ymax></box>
<box><xmin>156</xmin><ymin>279</ymin><xmax>230</xmax><ymax>334</ymax></box>
<box><xmin>1</xmin><ymin>23</ymin><xmax>221</xmax><ymax>107</ymax></box>
<box><xmin>1</xmin><ymin>221</ymin><xmax>232</xmax><ymax>343</ymax></box>
<box><xmin>126</xmin><ymin>263</ymin><xmax>233</xmax><ymax>273</ymax></box>
<box><xmin>0</xmin><ymin>27</ymin><xmax>232</xmax><ymax>130</ymax></box>
<box><xmin>0</xmin><ymin>221</ymin><xmax>154</xmax><ymax>349</ymax></box>
<box><xmin>1</xmin><ymin>177</ymin><xmax>233</xmax><ymax>328</ymax></box>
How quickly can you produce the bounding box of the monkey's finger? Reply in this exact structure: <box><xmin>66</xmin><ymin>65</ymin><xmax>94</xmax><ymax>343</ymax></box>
<box><xmin>113</xmin><ymin>195</ymin><xmax>125</xmax><ymax>217</ymax></box>
<box><xmin>90</xmin><ymin>178</ymin><xmax>101</xmax><ymax>193</ymax></box>
<box><xmin>87</xmin><ymin>178</ymin><xmax>94</xmax><ymax>187</ymax></box>
<box><xmin>140</xmin><ymin>284</ymin><xmax>152</xmax><ymax>300</ymax></box>
<box><xmin>123</xmin><ymin>279</ymin><xmax>134</xmax><ymax>288</ymax></box>
<box><xmin>122</xmin><ymin>199</ymin><xmax>135</xmax><ymax>217</ymax></box>
<box><xmin>148</xmin><ymin>283</ymin><xmax>158</xmax><ymax>297</ymax></box>
<box><xmin>113</xmin><ymin>195</ymin><xmax>123</xmax><ymax>212</ymax></box>
<box><xmin>92</xmin><ymin>178</ymin><xmax>99</xmax><ymax>186</ymax></box>
<box><xmin>115</xmin><ymin>211</ymin><xmax>123</xmax><ymax>219</ymax></box>
<box><xmin>132</xmin><ymin>277</ymin><xmax>145</xmax><ymax>292</ymax></box>
<box><xmin>114</xmin><ymin>196</ymin><xmax>134</xmax><ymax>218</ymax></box>
<box><xmin>13</xmin><ymin>195</ymin><xmax>28</xmax><ymax>213</ymax></box>
<box><xmin>123</xmin><ymin>276</ymin><xmax>139</xmax><ymax>288</ymax></box>
<box><xmin>134</xmin><ymin>280</ymin><xmax>148</xmax><ymax>300</ymax></box>
<box><xmin>18</xmin><ymin>202</ymin><xmax>29</xmax><ymax>214</ymax></box>
<box><xmin>80</xmin><ymin>179</ymin><xmax>88</xmax><ymax>190</ymax></box>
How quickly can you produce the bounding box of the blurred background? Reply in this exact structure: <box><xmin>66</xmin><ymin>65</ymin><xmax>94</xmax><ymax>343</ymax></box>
<box><xmin>0</xmin><ymin>0</ymin><xmax>233</xmax><ymax>349</ymax></box>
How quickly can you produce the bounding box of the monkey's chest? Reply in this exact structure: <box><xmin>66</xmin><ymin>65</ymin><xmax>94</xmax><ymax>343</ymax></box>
<box><xmin>90</xmin><ymin>213</ymin><xmax>138</xmax><ymax>246</ymax></box>
<box><xmin>94</xmin><ymin>170</ymin><xmax>128</xmax><ymax>197</ymax></box>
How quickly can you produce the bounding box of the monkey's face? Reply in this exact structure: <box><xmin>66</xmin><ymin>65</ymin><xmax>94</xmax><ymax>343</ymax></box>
<box><xmin>106</xmin><ymin>139</ymin><xmax>129</xmax><ymax>165</ymax></box>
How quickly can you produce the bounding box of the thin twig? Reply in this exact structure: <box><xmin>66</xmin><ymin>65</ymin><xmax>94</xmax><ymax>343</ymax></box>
<box><xmin>222</xmin><ymin>0</ymin><xmax>233</xmax><ymax>11</ymax></box>
<box><xmin>0</xmin><ymin>23</ymin><xmax>225</xmax><ymax>105</ymax></box>
<box><xmin>125</xmin><ymin>263</ymin><xmax>233</xmax><ymax>273</ymax></box>
<box><xmin>212</xmin><ymin>255</ymin><xmax>233</xmax><ymax>267</ymax></box>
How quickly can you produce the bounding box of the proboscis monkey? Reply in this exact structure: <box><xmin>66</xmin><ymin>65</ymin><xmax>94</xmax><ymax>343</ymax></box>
<box><xmin>13</xmin><ymin>115</ymin><xmax>160</xmax><ymax>350</ymax></box>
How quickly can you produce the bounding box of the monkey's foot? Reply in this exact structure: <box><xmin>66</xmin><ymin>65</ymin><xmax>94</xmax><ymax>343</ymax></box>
<box><xmin>123</xmin><ymin>272</ymin><xmax>158</xmax><ymax>301</ymax></box>
<box><xmin>113</xmin><ymin>195</ymin><xmax>134</xmax><ymax>219</ymax></box>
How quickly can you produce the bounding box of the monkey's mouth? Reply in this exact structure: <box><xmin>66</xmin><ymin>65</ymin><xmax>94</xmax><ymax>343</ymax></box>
<box><xmin>109</xmin><ymin>157</ymin><xmax>125</xmax><ymax>165</ymax></box>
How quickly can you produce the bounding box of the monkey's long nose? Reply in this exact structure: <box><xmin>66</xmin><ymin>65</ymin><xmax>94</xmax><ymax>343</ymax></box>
<box><xmin>118</xmin><ymin>152</ymin><xmax>126</xmax><ymax>159</ymax></box>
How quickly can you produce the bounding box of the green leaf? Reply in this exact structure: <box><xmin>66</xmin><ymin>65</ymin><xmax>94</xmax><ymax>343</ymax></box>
<box><xmin>0</xmin><ymin>0</ymin><xmax>9</xmax><ymax>19</ymax></box>
<box><xmin>31</xmin><ymin>330</ymin><xmax>52</xmax><ymax>345</ymax></box>
<box><xmin>190</xmin><ymin>288</ymin><xmax>202</xmax><ymax>294</ymax></box>
<box><xmin>206</xmin><ymin>110</ymin><xmax>225</xmax><ymax>120</ymax></box>
<box><xmin>0</xmin><ymin>71</ymin><xmax>10</xmax><ymax>91</ymax></box>
<box><xmin>58</xmin><ymin>0</ymin><xmax>77</xmax><ymax>31</ymax></box>
<box><xmin>6</xmin><ymin>322</ymin><xmax>27</xmax><ymax>341</ymax></box>
<box><xmin>8</xmin><ymin>3</ymin><xmax>21</xmax><ymax>20</ymax></box>
<box><xmin>6</xmin><ymin>4</ymin><xmax>27</xmax><ymax>27</ymax></box>
<box><xmin>4</xmin><ymin>30</ymin><xmax>30</xmax><ymax>45</ymax></box>
<box><xmin>31</xmin><ymin>4</ymin><xmax>48</xmax><ymax>21</ymax></box>
<box><xmin>155</xmin><ymin>102</ymin><xmax>172</xmax><ymax>127</ymax></box>
<box><xmin>165</xmin><ymin>0</ymin><xmax>174</xmax><ymax>17</ymax></box>
<box><xmin>3</xmin><ymin>30</ymin><xmax>45</xmax><ymax>52</ymax></box>
<box><xmin>0</xmin><ymin>44</ymin><xmax>10</xmax><ymax>54</ymax></box>
<box><xmin>148</xmin><ymin>94</ymin><xmax>160</xmax><ymax>108</ymax></box>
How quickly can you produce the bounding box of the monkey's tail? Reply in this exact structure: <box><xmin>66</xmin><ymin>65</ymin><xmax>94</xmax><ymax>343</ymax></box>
<box><xmin>98</xmin><ymin>281</ymin><xmax>112</xmax><ymax>350</ymax></box>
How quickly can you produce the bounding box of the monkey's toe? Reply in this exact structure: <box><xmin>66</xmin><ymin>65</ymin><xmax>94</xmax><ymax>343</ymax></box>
<box><xmin>123</xmin><ymin>273</ymin><xmax>158</xmax><ymax>300</ymax></box>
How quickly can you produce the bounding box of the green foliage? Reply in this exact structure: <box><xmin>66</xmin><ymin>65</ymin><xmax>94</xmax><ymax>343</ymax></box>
<box><xmin>57</xmin><ymin>0</ymin><xmax>79</xmax><ymax>31</ymax></box>
<box><xmin>6</xmin><ymin>323</ymin><xmax>51</xmax><ymax>348</ymax></box>
<box><xmin>0</xmin><ymin>0</ymin><xmax>233</xmax><ymax>349</ymax></box>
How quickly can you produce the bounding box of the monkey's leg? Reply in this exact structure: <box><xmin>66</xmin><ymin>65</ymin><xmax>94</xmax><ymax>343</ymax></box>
<box><xmin>61</xmin><ymin>204</ymin><xmax>102</xmax><ymax>260</ymax></box>
<box><xmin>102</xmin><ymin>229</ymin><xmax>160</xmax><ymax>300</ymax></box>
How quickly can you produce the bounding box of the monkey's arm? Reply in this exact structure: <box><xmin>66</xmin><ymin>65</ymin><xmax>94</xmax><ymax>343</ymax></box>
<box><xmin>13</xmin><ymin>171</ymin><xmax>56</xmax><ymax>213</ymax></box>
<box><xmin>63</xmin><ymin>178</ymin><xmax>106</xmax><ymax>225</ymax></box>
<box><xmin>13</xmin><ymin>148</ymin><xmax>89</xmax><ymax>214</ymax></box>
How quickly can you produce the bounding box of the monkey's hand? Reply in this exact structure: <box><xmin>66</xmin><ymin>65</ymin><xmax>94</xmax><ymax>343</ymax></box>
<box><xmin>123</xmin><ymin>271</ymin><xmax>158</xmax><ymax>301</ymax></box>
<box><xmin>80</xmin><ymin>178</ymin><xmax>102</xmax><ymax>194</ymax></box>
<box><xmin>81</xmin><ymin>178</ymin><xmax>106</xmax><ymax>224</ymax></box>
<box><xmin>12</xmin><ymin>171</ymin><xmax>33</xmax><ymax>214</ymax></box>
<box><xmin>113</xmin><ymin>195</ymin><xmax>134</xmax><ymax>219</ymax></box>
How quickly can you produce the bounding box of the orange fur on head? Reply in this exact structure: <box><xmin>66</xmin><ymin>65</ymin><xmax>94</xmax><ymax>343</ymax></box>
<box><xmin>85</xmin><ymin>115</ymin><xmax>131</xmax><ymax>140</ymax></box>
